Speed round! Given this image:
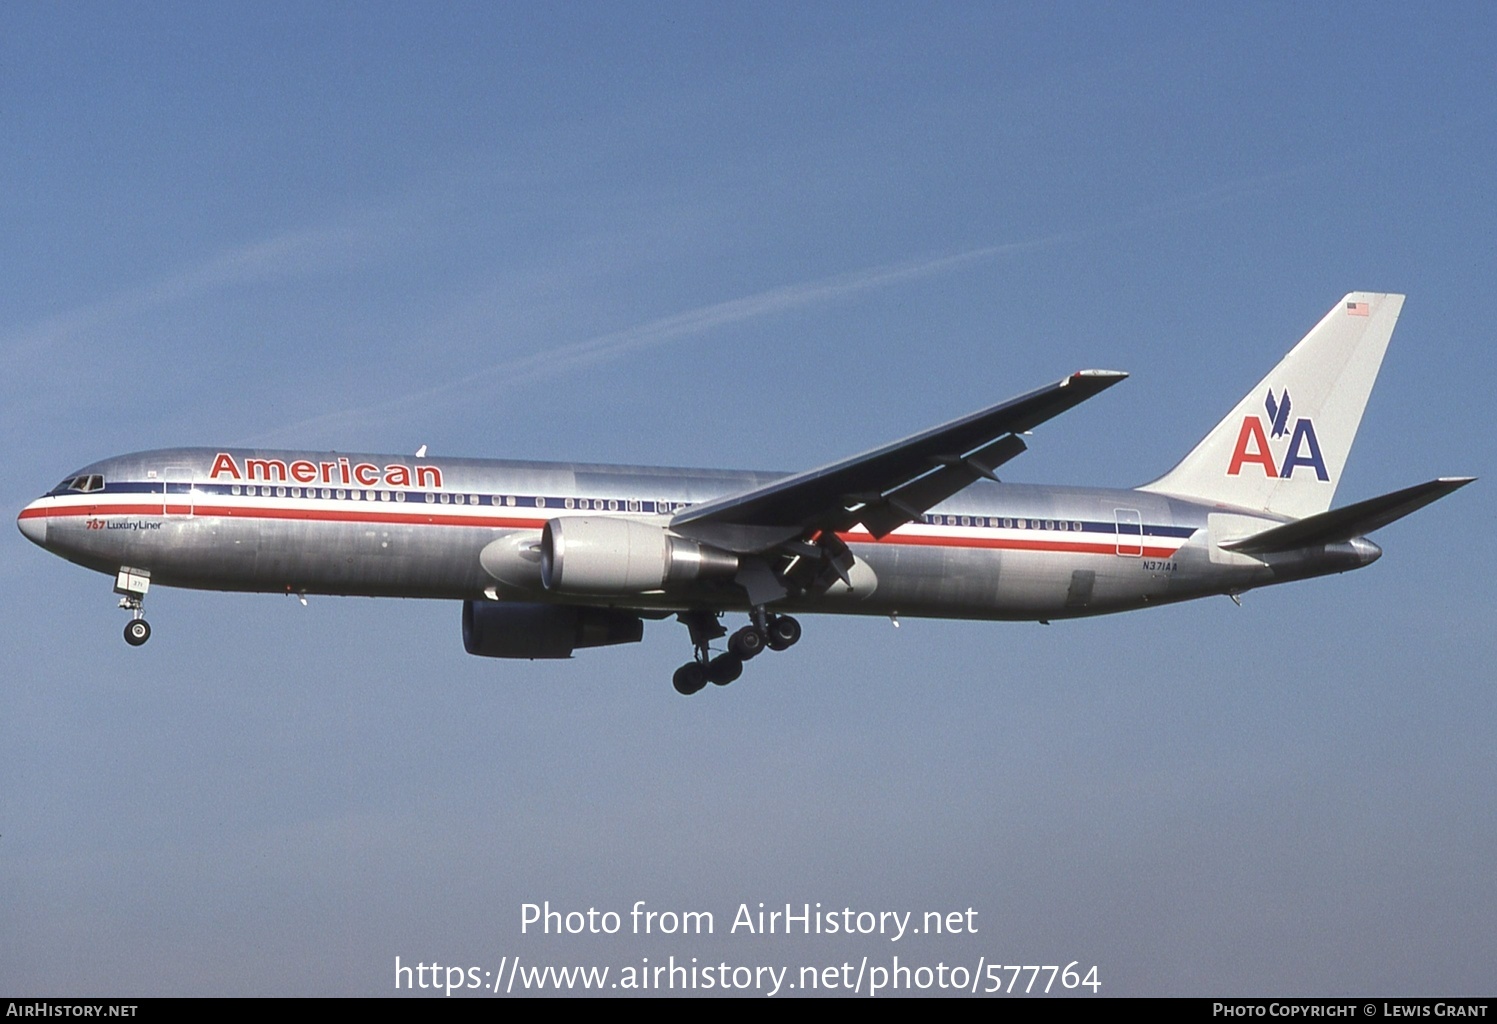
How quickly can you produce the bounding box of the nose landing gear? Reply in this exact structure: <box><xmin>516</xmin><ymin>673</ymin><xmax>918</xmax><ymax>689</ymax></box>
<box><xmin>115</xmin><ymin>566</ymin><xmax>152</xmax><ymax>646</ymax></box>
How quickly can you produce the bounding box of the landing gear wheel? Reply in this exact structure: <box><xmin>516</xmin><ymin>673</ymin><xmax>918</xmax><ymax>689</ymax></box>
<box><xmin>728</xmin><ymin>625</ymin><xmax>765</xmax><ymax>660</ymax></box>
<box><xmin>124</xmin><ymin>619</ymin><xmax>151</xmax><ymax>646</ymax></box>
<box><xmin>672</xmin><ymin>662</ymin><xmax>708</xmax><ymax>696</ymax></box>
<box><xmin>766</xmin><ymin>615</ymin><xmax>801</xmax><ymax>651</ymax></box>
<box><xmin>707</xmin><ymin>653</ymin><xmax>743</xmax><ymax>686</ymax></box>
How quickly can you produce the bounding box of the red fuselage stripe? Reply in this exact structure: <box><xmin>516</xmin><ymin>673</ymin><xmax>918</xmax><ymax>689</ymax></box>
<box><xmin>25</xmin><ymin>502</ymin><xmax>1185</xmax><ymax>559</ymax></box>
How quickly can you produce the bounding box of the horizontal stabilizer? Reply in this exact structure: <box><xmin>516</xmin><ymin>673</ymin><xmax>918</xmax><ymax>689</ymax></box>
<box><xmin>1220</xmin><ymin>477</ymin><xmax>1474</xmax><ymax>555</ymax></box>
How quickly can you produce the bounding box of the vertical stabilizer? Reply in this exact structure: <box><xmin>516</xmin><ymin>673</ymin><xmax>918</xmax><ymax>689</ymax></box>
<box><xmin>1138</xmin><ymin>292</ymin><xmax>1404</xmax><ymax>519</ymax></box>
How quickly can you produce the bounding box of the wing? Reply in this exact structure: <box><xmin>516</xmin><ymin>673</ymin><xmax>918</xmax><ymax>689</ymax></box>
<box><xmin>670</xmin><ymin>370</ymin><xmax>1128</xmax><ymax>554</ymax></box>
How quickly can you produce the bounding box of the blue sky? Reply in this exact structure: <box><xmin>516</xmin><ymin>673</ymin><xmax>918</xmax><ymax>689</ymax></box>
<box><xmin>3</xmin><ymin>2</ymin><xmax>1494</xmax><ymax>996</ymax></box>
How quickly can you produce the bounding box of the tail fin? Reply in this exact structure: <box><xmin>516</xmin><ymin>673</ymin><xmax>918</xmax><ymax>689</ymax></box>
<box><xmin>1138</xmin><ymin>292</ymin><xmax>1404</xmax><ymax>519</ymax></box>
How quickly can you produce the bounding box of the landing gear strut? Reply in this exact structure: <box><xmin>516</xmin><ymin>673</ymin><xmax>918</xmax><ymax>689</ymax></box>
<box><xmin>115</xmin><ymin>567</ymin><xmax>152</xmax><ymax>647</ymax></box>
<box><xmin>671</xmin><ymin>608</ymin><xmax>800</xmax><ymax>695</ymax></box>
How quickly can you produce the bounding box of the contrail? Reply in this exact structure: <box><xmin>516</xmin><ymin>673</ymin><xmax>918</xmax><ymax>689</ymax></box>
<box><xmin>245</xmin><ymin>230</ymin><xmax>1078</xmax><ymax>444</ymax></box>
<box><xmin>0</xmin><ymin>214</ymin><xmax>396</xmax><ymax>365</ymax></box>
<box><xmin>247</xmin><ymin>165</ymin><xmax>1314</xmax><ymax>445</ymax></box>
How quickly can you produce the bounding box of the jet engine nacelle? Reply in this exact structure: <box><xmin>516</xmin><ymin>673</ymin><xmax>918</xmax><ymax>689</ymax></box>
<box><xmin>540</xmin><ymin>517</ymin><xmax>739</xmax><ymax>595</ymax></box>
<box><xmin>462</xmin><ymin>600</ymin><xmax>644</xmax><ymax>659</ymax></box>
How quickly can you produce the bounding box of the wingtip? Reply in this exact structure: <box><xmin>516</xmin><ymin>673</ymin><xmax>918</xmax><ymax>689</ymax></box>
<box><xmin>1065</xmin><ymin>369</ymin><xmax>1129</xmax><ymax>386</ymax></box>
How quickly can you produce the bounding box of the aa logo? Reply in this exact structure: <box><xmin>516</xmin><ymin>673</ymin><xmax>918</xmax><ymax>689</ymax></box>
<box><xmin>1226</xmin><ymin>389</ymin><xmax>1329</xmax><ymax>480</ymax></box>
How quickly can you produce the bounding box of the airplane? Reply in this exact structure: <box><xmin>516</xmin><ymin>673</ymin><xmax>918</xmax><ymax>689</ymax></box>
<box><xmin>17</xmin><ymin>292</ymin><xmax>1473</xmax><ymax>695</ymax></box>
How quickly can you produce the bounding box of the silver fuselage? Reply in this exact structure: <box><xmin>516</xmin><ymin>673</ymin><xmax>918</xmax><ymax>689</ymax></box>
<box><xmin>18</xmin><ymin>447</ymin><xmax>1379</xmax><ymax>622</ymax></box>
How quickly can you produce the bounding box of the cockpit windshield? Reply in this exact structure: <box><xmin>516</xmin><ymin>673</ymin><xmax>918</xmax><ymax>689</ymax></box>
<box><xmin>59</xmin><ymin>474</ymin><xmax>105</xmax><ymax>493</ymax></box>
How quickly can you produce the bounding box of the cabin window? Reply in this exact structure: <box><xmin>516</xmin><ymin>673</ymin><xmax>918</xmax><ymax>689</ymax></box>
<box><xmin>536</xmin><ymin>497</ymin><xmax>547</xmax><ymax>509</ymax></box>
<box><xmin>395</xmin><ymin>492</ymin><xmax>406</xmax><ymax>503</ymax></box>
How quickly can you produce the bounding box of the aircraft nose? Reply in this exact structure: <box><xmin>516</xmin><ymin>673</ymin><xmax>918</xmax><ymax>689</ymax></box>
<box><xmin>17</xmin><ymin>501</ymin><xmax>48</xmax><ymax>547</ymax></box>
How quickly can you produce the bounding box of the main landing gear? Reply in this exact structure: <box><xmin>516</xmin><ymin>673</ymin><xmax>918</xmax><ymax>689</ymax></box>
<box><xmin>671</xmin><ymin>608</ymin><xmax>801</xmax><ymax>696</ymax></box>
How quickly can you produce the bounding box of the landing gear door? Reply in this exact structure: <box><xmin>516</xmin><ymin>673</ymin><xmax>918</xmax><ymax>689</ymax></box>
<box><xmin>164</xmin><ymin>465</ymin><xmax>194</xmax><ymax>517</ymax></box>
<box><xmin>1114</xmin><ymin>508</ymin><xmax>1143</xmax><ymax>557</ymax></box>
